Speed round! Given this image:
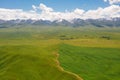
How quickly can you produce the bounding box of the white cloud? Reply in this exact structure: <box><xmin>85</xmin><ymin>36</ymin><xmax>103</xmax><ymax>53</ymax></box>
<box><xmin>32</xmin><ymin>5</ymin><xmax>37</xmax><ymax>11</ymax></box>
<box><xmin>0</xmin><ymin>8</ymin><xmax>40</xmax><ymax>20</ymax></box>
<box><xmin>83</xmin><ymin>5</ymin><xmax>120</xmax><ymax>19</ymax></box>
<box><xmin>104</xmin><ymin>0</ymin><xmax>120</xmax><ymax>4</ymax></box>
<box><xmin>74</xmin><ymin>8</ymin><xmax>85</xmax><ymax>15</ymax></box>
<box><xmin>104</xmin><ymin>0</ymin><xmax>107</xmax><ymax>2</ymax></box>
<box><xmin>109</xmin><ymin>0</ymin><xmax>120</xmax><ymax>4</ymax></box>
<box><xmin>40</xmin><ymin>3</ymin><xmax>53</xmax><ymax>13</ymax></box>
<box><xmin>0</xmin><ymin>3</ymin><xmax>120</xmax><ymax>21</ymax></box>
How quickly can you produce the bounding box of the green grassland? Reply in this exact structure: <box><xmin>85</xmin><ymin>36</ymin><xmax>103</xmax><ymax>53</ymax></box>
<box><xmin>0</xmin><ymin>45</ymin><xmax>82</xmax><ymax>80</ymax></box>
<box><xmin>59</xmin><ymin>44</ymin><xmax>120</xmax><ymax>80</ymax></box>
<box><xmin>0</xmin><ymin>25</ymin><xmax>120</xmax><ymax>80</ymax></box>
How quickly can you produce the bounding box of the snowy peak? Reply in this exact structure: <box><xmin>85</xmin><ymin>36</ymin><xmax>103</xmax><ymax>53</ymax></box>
<box><xmin>0</xmin><ymin>17</ymin><xmax>120</xmax><ymax>27</ymax></box>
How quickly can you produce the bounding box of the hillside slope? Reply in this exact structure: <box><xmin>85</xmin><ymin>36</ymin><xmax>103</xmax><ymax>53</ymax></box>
<box><xmin>0</xmin><ymin>45</ymin><xmax>82</xmax><ymax>80</ymax></box>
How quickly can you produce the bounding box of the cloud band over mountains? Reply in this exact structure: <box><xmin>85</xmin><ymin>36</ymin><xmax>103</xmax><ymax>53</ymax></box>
<box><xmin>0</xmin><ymin>0</ymin><xmax>120</xmax><ymax>21</ymax></box>
<box><xmin>104</xmin><ymin>0</ymin><xmax>120</xmax><ymax>4</ymax></box>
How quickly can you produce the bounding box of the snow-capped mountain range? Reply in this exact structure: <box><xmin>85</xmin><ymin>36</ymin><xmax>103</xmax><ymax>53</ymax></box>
<box><xmin>0</xmin><ymin>17</ymin><xmax>120</xmax><ymax>27</ymax></box>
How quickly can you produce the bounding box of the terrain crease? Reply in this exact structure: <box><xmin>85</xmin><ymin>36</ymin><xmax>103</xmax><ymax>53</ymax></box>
<box><xmin>53</xmin><ymin>52</ymin><xmax>83</xmax><ymax>80</ymax></box>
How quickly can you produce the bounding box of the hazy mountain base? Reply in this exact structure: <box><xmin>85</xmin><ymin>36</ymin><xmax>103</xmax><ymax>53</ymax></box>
<box><xmin>0</xmin><ymin>25</ymin><xmax>120</xmax><ymax>80</ymax></box>
<box><xmin>0</xmin><ymin>17</ymin><xmax>120</xmax><ymax>27</ymax></box>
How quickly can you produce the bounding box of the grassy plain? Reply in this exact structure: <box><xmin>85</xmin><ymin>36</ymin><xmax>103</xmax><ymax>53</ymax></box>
<box><xmin>0</xmin><ymin>25</ymin><xmax>120</xmax><ymax>80</ymax></box>
<box><xmin>59</xmin><ymin>44</ymin><xmax>120</xmax><ymax>80</ymax></box>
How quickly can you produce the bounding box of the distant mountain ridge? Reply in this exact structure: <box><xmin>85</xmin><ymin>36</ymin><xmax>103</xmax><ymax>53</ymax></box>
<box><xmin>0</xmin><ymin>17</ymin><xmax>120</xmax><ymax>27</ymax></box>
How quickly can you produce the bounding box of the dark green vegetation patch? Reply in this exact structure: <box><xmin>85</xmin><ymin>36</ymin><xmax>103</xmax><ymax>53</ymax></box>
<box><xmin>59</xmin><ymin>44</ymin><xmax>120</xmax><ymax>80</ymax></box>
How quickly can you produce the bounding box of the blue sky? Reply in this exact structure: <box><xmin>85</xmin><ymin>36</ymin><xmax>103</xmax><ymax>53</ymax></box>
<box><xmin>0</xmin><ymin>0</ymin><xmax>109</xmax><ymax>11</ymax></box>
<box><xmin>0</xmin><ymin>0</ymin><xmax>120</xmax><ymax>20</ymax></box>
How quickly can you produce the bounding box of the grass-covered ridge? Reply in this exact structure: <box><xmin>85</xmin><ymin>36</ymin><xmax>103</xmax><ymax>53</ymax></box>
<box><xmin>0</xmin><ymin>45</ymin><xmax>82</xmax><ymax>80</ymax></box>
<box><xmin>59</xmin><ymin>44</ymin><xmax>120</xmax><ymax>80</ymax></box>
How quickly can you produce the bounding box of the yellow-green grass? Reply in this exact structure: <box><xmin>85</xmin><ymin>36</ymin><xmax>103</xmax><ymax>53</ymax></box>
<box><xmin>0</xmin><ymin>26</ymin><xmax>84</xmax><ymax>80</ymax></box>
<box><xmin>63</xmin><ymin>39</ymin><xmax>120</xmax><ymax>48</ymax></box>
<box><xmin>0</xmin><ymin>39</ymin><xmax>120</xmax><ymax>49</ymax></box>
<box><xmin>0</xmin><ymin>44</ymin><xmax>82</xmax><ymax>80</ymax></box>
<box><xmin>0</xmin><ymin>26</ymin><xmax>120</xmax><ymax>80</ymax></box>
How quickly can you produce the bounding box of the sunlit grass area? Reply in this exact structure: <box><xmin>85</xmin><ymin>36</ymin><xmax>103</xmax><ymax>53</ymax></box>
<box><xmin>0</xmin><ymin>26</ymin><xmax>120</xmax><ymax>80</ymax></box>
